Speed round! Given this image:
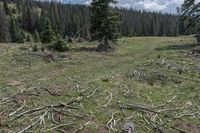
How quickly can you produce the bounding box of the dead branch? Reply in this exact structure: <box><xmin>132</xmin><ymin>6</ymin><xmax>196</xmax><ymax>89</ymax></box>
<box><xmin>124</xmin><ymin>115</ymin><xmax>134</xmax><ymax>120</ymax></box>
<box><xmin>143</xmin><ymin>114</ymin><xmax>164</xmax><ymax>133</ymax></box>
<box><xmin>73</xmin><ymin>121</ymin><xmax>91</xmax><ymax>133</ymax></box>
<box><xmin>0</xmin><ymin>99</ymin><xmax>13</xmax><ymax>105</ymax></box>
<box><xmin>106</xmin><ymin>112</ymin><xmax>118</xmax><ymax>133</ymax></box>
<box><xmin>0</xmin><ymin>97</ymin><xmax>9</xmax><ymax>102</ymax></box>
<box><xmin>43</xmin><ymin>123</ymin><xmax>74</xmax><ymax>133</ymax></box>
<box><xmin>0</xmin><ymin>110</ymin><xmax>5</xmax><ymax>115</ymax></box>
<box><xmin>103</xmin><ymin>92</ymin><xmax>113</xmax><ymax>108</ymax></box>
<box><xmin>17</xmin><ymin>111</ymin><xmax>48</xmax><ymax>133</ymax></box>
<box><xmin>9</xmin><ymin>102</ymin><xmax>26</xmax><ymax>117</ymax></box>
<box><xmin>52</xmin><ymin>108</ymin><xmax>85</xmax><ymax>119</ymax></box>
<box><xmin>13</xmin><ymin>106</ymin><xmax>46</xmax><ymax>120</ymax></box>
<box><xmin>66</xmin><ymin>97</ymin><xmax>83</xmax><ymax>105</ymax></box>
<box><xmin>120</xmin><ymin>103</ymin><xmax>159</xmax><ymax>114</ymax></box>
<box><xmin>175</xmin><ymin>111</ymin><xmax>199</xmax><ymax>119</ymax></box>
<box><xmin>45</xmin><ymin>88</ymin><xmax>62</xmax><ymax>96</ymax></box>
<box><xmin>106</xmin><ymin>112</ymin><xmax>116</xmax><ymax>126</ymax></box>
<box><xmin>12</xmin><ymin>97</ymin><xmax>82</xmax><ymax>120</ymax></box>
<box><xmin>158</xmin><ymin>106</ymin><xmax>185</xmax><ymax>113</ymax></box>
<box><xmin>86</xmin><ymin>88</ymin><xmax>99</xmax><ymax>99</ymax></box>
<box><xmin>51</xmin><ymin>111</ymin><xmax>60</xmax><ymax>125</ymax></box>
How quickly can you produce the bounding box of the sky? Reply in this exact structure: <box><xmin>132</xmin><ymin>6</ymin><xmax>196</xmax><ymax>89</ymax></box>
<box><xmin>44</xmin><ymin>0</ymin><xmax>200</xmax><ymax>13</ymax></box>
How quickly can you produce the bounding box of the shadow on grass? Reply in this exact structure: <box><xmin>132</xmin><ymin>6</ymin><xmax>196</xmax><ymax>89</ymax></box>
<box><xmin>155</xmin><ymin>43</ymin><xmax>196</xmax><ymax>51</ymax></box>
<box><xmin>71</xmin><ymin>46</ymin><xmax>98</xmax><ymax>52</ymax></box>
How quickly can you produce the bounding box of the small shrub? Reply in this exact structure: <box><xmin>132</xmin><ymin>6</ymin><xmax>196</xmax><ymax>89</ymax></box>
<box><xmin>21</xmin><ymin>31</ymin><xmax>26</xmax><ymax>39</ymax></box>
<box><xmin>41</xmin><ymin>45</ymin><xmax>46</xmax><ymax>52</ymax></box>
<box><xmin>33</xmin><ymin>30</ymin><xmax>40</xmax><ymax>43</ymax></box>
<box><xmin>32</xmin><ymin>45</ymin><xmax>38</xmax><ymax>52</ymax></box>
<box><xmin>48</xmin><ymin>39</ymin><xmax>70</xmax><ymax>52</ymax></box>
<box><xmin>16</xmin><ymin>32</ymin><xmax>25</xmax><ymax>43</ymax></box>
<box><xmin>26</xmin><ymin>34</ymin><xmax>31</xmax><ymax>42</ymax></box>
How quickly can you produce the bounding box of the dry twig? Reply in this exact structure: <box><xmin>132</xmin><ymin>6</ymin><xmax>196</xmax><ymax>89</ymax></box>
<box><xmin>103</xmin><ymin>92</ymin><xmax>113</xmax><ymax>108</ymax></box>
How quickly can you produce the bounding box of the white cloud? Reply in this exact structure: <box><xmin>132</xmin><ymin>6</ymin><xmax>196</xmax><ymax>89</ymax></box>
<box><xmin>142</xmin><ymin>0</ymin><xmax>167</xmax><ymax>10</ymax></box>
<box><xmin>117</xmin><ymin>0</ymin><xmax>200</xmax><ymax>13</ymax></box>
<box><xmin>42</xmin><ymin>0</ymin><xmax>200</xmax><ymax>13</ymax></box>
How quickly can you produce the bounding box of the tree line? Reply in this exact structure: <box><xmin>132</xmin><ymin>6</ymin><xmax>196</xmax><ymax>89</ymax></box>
<box><xmin>0</xmin><ymin>0</ymin><xmax>193</xmax><ymax>43</ymax></box>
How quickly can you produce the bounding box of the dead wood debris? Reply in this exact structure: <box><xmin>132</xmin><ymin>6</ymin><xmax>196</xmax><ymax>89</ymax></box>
<box><xmin>44</xmin><ymin>88</ymin><xmax>64</xmax><ymax>96</ymax></box>
<box><xmin>17</xmin><ymin>111</ymin><xmax>48</xmax><ymax>133</ymax></box>
<box><xmin>106</xmin><ymin>112</ymin><xmax>118</xmax><ymax>133</ymax></box>
<box><xmin>120</xmin><ymin>100</ymin><xmax>200</xmax><ymax>133</ymax></box>
<box><xmin>73</xmin><ymin>121</ymin><xmax>92</xmax><ymax>133</ymax></box>
<box><xmin>143</xmin><ymin>114</ymin><xmax>164</xmax><ymax>133</ymax></box>
<box><xmin>12</xmin><ymin>97</ymin><xmax>83</xmax><ymax>120</ymax></box>
<box><xmin>86</xmin><ymin>88</ymin><xmax>99</xmax><ymax>99</ymax></box>
<box><xmin>103</xmin><ymin>92</ymin><xmax>113</xmax><ymax>108</ymax></box>
<box><xmin>43</xmin><ymin>123</ymin><xmax>74</xmax><ymax>133</ymax></box>
<box><xmin>8</xmin><ymin>102</ymin><xmax>26</xmax><ymax>117</ymax></box>
<box><xmin>0</xmin><ymin>94</ymin><xmax>91</xmax><ymax>133</ymax></box>
<box><xmin>120</xmin><ymin>103</ymin><xmax>159</xmax><ymax>114</ymax></box>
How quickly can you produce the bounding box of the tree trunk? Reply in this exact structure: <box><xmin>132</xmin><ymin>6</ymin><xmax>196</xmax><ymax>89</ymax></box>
<box><xmin>97</xmin><ymin>37</ymin><xmax>111</xmax><ymax>51</ymax></box>
<box><xmin>197</xmin><ymin>34</ymin><xmax>200</xmax><ymax>44</ymax></box>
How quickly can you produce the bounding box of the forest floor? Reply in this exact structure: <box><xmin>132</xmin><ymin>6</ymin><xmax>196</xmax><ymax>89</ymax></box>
<box><xmin>0</xmin><ymin>37</ymin><xmax>200</xmax><ymax>133</ymax></box>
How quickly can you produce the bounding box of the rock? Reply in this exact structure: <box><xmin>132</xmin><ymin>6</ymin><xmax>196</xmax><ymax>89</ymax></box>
<box><xmin>122</xmin><ymin>122</ymin><xmax>134</xmax><ymax>133</ymax></box>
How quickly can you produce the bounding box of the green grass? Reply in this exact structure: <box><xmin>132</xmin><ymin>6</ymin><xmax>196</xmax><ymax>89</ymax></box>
<box><xmin>0</xmin><ymin>37</ymin><xmax>199</xmax><ymax>133</ymax></box>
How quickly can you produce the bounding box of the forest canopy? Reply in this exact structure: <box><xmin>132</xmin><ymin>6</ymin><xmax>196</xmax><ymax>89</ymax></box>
<box><xmin>0</xmin><ymin>0</ymin><xmax>197</xmax><ymax>43</ymax></box>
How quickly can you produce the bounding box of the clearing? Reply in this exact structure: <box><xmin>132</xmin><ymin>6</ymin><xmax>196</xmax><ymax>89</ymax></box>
<box><xmin>0</xmin><ymin>37</ymin><xmax>200</xmax><ymax>133</ymax></box>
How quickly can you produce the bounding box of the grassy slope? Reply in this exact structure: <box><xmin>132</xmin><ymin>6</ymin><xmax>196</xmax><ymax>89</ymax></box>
<box><xmin>0</xmin><ymin>37</ymin><xmax>199</xmax><ymax>132</ymax></box>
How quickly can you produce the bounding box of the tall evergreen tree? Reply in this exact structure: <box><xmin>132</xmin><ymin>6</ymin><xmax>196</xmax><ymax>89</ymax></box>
<box><xmin>9</xmin><ymin>16</ymin><xmax>18</xmax><ymax>42</ymax></box>
<box><xmin>4</xmin><ymin>0</ymin><xmax>183</xmax><ymax>40</ymax></box>
<box><xmin>41</xmin><ymin>18</ymin><xmax>55</xmax><ymax>43</ymax></box>
<box><xmin>179</xmin><ymin>0</ymin><xmax>200</xmax><ymax>31</ymax></box>
<box><xmin>3</xmin><ymin>0</ymin><xmax>9</xmax><ymax>15</ymax></box>
<box><xmin>33</xmin><ymin>30</ymin><xmax>40</xmax><ymax>42</ymax></box>
<box><xmin>0</xmin><ymin>7</ymin><xmax>10</xmax><ymax>42</ymax></box>
<box><xmin>179</xmin><ymin>0</ymin><xmax>200</xmax><ymax>41</ymax></box>
<box><xmin>90</xmin><ymin>0</ymin><xmax>120</xmax><ymax>50</ymax></box>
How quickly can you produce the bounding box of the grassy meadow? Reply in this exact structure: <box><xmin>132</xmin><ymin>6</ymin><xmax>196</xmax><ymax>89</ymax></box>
<box><xmin>0</xmin><ymin>37</ymin><xmax>200</xmax><ymax>133</ymax></box>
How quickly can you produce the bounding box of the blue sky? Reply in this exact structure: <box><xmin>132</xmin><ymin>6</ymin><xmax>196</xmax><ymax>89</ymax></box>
<box><xmin>45</xmin><ymin>0</ymin><xmax>200</xmax><ymax>13</ymax></box>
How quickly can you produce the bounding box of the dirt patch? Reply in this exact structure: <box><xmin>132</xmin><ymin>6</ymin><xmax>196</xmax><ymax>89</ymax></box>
<box><xmin>14</xmin><ymin>95</ymin><xmax>28</xmax><ymax>104</ymax></box>
<box><xmin>172</xmin><ymin>119</ymin><xmax>200</xmax><ymax>133</ymax></box>
<box><xmin>97</xmin><ymin>127</ymin><xmax>108</xmax><ymax>133</ymax></box>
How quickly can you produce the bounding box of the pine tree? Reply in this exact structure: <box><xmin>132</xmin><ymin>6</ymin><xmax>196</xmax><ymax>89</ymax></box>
<box><xmin>16</xmin><ymin>31</ymin><xmax>25</xmax><ymax>43</ymax></box>
<box><xmin>0</xmin><ymin>7</ymin><xmax>10</xmax><ymax>42</ymax></box>
<box><xmin>26</xmin><ymin>34</ymin><xmax>31</xmax><ymax>42</ymax></box>
<box><xmin>7</xmin><ymin>0</ymin><xmax>182</xmax><ymax>39</ymax></box>
<box><xmin>41</xmin><ymin>18</ymin><xmax>55</xmax><ymax>43</ymax></box>
<box><xmin>3</xmin><ymin>0</ymin><xmax>9</xmax><ymax>15</ymax></box>
<box><xmin>9</xmin><ymin>16</ymin><xmax>18</xmax><ymax>42</ymax></box>
<box><xmin>33</xmin><ymin>30</ymin><xmax>40</xmax><ymax>42</ymax></box>
<box><xmin>179</xmin><ymin>0</ymin><xmax>200</xmax><ymax>42</ymax></box>
<box><xmin>90</xmin><ymin>0</ymin><xmax>120</xmax><ymax>51</ymax></box>
<box><xmin>179</xmin><ymin>0</ymin><xmax>200</xmax><ymax>32</ymax></box>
